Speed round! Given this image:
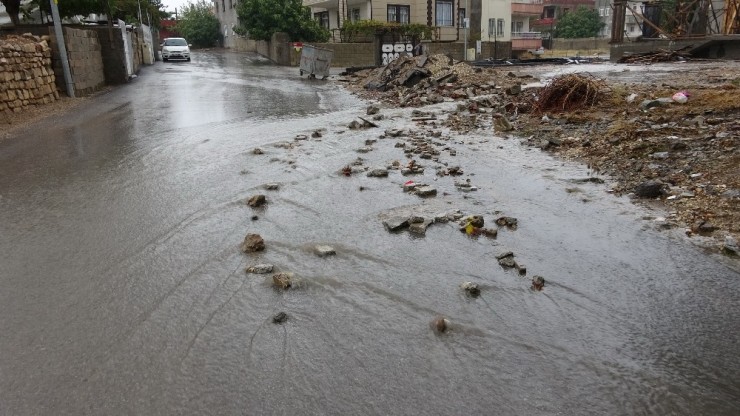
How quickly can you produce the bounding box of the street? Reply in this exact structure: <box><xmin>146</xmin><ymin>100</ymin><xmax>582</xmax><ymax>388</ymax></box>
<box><xmin>1</xmin><ymin>50</ymin><xmax>739</xmax><ymax>415</ymax></box>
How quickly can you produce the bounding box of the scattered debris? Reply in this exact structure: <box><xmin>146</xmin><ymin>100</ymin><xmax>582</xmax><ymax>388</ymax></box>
<box><xmin>367</xmin><ymin>168</ymin><xmax>389</xmax><ymax>178</ymax></box>
<box><xmin>246</xmin><ymin>264</ymin><xmax>274</xmax><ymax>274</ymax></box>
<box><xmin>723</xmin><ymin>236</ymin><xmax>739</xmax><ymax>256</ymax></box>
<box><xmin>383</xmin><ymin>216</ymin><xmax>410</xmax><ymax>232</ymax></box>
<box><xmin>252</xmin><ymin>148</ymin><xmax>264</xmax><ymax>155</ymax></box>
<box><xmin>241</xmin><ymin>234</ymin><xmax>265</xmax><ymax>253</ymax></box>
<box><xmin>247</xmin><ymin>194</ymin><xmax>266</xmax><ymax>207</ymax></box>
<box><xmin>343</xmin><ymin>53</ymin><xmax>739</xmax><ymax>251</ymax></box>
<box><xmin>272</xmin><ymin>312</ymin><xmax>288</xmax><ymax>324</ymax></box>
<box><xmin>431</xmin><ymin>316</ymin><xmax>450</xmax><ymax>333</ymax></box>
<box><xmin>264</xmin><ymin>183</ymin><xmax>280</xmax><ymax>190</ymax></box>
<box><xmin>531</xmin><ymin>275</ymin><xmax>546</xmax><ymax>291</ymax></box>
<box><xmin>272</xmin><ymin>272</ymin><xmax>294</xmax><ymax>289</ymax></box>
<box><xmin>461</xmin><ymin>282</ymin><xmax>481</xmax><ymax>298</ymax></box>
<box><xmin>495</xmin><ymin>216</ymin><xmax>518</xmax><ymax>229</ymax></box>
<box><xmin>315</xmin><ymin>245</ymin><xmax>336</xmax><ymax>257</ymax></box>
<box><xmin>415</xmin><ymin>186</ymin><xmax>437</xmax><ymax>198</ymax></box>
<box><xmin>634</xmin><ymin>180</ymin><xmax>665</xmax><ymax>198</ymax></box>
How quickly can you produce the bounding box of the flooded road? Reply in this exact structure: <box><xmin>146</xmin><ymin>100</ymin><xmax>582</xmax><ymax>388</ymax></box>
<box><xmin>1</xmin><ymin>51</ymin><xmax>738</xmax><ymax>415</ymax></box>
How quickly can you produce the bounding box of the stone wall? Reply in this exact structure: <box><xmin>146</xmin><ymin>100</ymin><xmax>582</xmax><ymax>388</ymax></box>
<box><xmin>0</xmin><ymin>34</ymin><xmax>58</xmax><ymax>121</ymax></box>
<box><xmin>48</xmin><ymin>27</ymin><xmax>105</xmax><ymax>96</ymax></box>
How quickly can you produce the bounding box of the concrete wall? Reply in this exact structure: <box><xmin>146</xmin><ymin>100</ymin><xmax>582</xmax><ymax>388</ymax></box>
<box><xmin>233</xmin><ymin>32</ymin><xmax>513</xmax><ymax>67</ymax></box>
<box><xmin>312</xmin><ymin>42</ymin><xmax>376</xmax><ymax>67</ymax></box>
<box><xmin>425</xmin><ymin>41</ymin><xmax>513</xmax><ymax>61</ymax></box>
<box><xmin>610</xmin><ymin>36</ymin><xmax>740</xmax><ymax>61</ymax></box>
<box><xmin>232</xmin><ymin>33</ymin><xmax>294</xmax><ymax>65</ymax></box>
<box><xmin>94</xmin><ymin>26</ymin><xmax>131</xmax><ymax>85</ymax></box>
<box><xmin>551</xmin><ymin>37</ymin><xmax>609</xmax><ymax>51</ymax></box>
<box><xmin>0</xmin><ymin>34</ymin><xmax>58</xmax><ymax>121</ymax></box>
<box><xmin>48</xmin><ymin>27</ymin><xmax>105</xmax><ymax>96</ymax></box>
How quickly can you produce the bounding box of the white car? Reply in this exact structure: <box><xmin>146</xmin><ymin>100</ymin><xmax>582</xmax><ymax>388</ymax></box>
<box><xmin>162</xmin><ymin>38</ymin><xmax>191</xmax><ymax>62</ymax></box>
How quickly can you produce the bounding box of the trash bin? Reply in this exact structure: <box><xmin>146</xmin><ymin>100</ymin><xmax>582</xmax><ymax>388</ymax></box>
<box><xmin>299</xmin><ymin>44</ymin><xmax>333</xmax><ymax>80</ymax></box>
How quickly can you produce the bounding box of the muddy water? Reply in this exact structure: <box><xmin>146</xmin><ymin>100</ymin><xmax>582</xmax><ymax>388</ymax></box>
<box><xmin>1</xmin><ymin>51</ymin><xmax>738</xmax><ymax>415</ymax></box>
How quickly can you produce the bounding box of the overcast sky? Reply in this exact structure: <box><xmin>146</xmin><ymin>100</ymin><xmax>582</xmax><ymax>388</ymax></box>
<box><xmin>162</xmin><ymin>0</ymin><xmax>198</xmax><ymax>13</ymax></box>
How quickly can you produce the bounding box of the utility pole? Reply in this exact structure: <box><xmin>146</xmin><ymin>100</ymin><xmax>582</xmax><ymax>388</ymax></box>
<box><xmin>463</xmin><ymin>0</ymin><xmax>469</xmax><ymax>60</ymax></box>
<box><xmin>49</xmin><ymin>0</ymin><xmax>74</xmax><ymax>98</ymax></box>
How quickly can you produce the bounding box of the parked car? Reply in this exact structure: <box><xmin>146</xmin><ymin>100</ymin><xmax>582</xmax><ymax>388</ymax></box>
<box><xmin>161</xmin><ymin>38</ymin><xmax>191</xmax><ymax>62</ymax></box>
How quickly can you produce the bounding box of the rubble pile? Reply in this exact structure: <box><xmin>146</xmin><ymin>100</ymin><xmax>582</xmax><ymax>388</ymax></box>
<box><xmin>347</xmin><ymin>54</ymin><xmax>525</xmax><ymax>109</ymax></box>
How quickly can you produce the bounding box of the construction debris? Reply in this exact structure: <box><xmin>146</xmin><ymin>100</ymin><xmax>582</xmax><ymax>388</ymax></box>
<box><xmin>617</xmin><ymin>46</ymin><xmax>692</xmax><ymax>64</ymax></box>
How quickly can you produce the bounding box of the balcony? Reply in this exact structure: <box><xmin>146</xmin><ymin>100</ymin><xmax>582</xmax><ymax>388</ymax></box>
<box><xmin>303</xmin><ymin>0</ymin><xmax>332</xmax><ymax>6</ymax></box>
<box><xmin>512</xmin><ymin>0</ymin><xmax>543</xmax><ymax>16</ymax></box>
<box><xmin>511</xmin><ymin>32</ymin><xmax>543</xmax><ymax>50</ymax></box>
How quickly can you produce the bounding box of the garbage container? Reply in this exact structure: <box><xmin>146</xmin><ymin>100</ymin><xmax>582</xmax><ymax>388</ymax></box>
<box><xmin>299</xmin><ymin>44</ymin><xmax>333</xmax><ymax>80</ymax></box>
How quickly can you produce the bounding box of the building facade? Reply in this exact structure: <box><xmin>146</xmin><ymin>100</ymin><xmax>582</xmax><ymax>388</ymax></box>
<box><xmin>213</xmin><ymin>0</ymin><xmax>240</xmax><ymax>47</ymax></box>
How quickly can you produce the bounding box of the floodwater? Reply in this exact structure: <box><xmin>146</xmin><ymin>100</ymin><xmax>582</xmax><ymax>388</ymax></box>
<box><xmin>1</xmin><ymin>51</ymin><xmax>738</xmax><ymax>415</ymax></box>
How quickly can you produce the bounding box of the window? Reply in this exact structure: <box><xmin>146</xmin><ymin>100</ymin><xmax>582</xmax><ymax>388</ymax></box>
<box><xmin>351</xmin><ymin>8</ymin><xmax>360</xmax><ymax>22</ymax></box>
<box><xmin>512</xmin><ymin>20</ymin><xmax>523</xmax><ymax>35</ymax></box>
<box><xmin>230</xmin><ymin>0</ymin><xmax>233</xmax><ymax>9</ymax></box>
<box><xmin>488</xmin><ymin>18</ymin><xmax>495</xmax><ymax>38</ymax></box>
<box><xmin>435</xmin><ymin>1</ymin><xmax>453</xmax><ymax>26</ymax></box>
<box><xmin>627</xmin><ymin>23</ymin><xmax>635</xmax><ymax>32</ymax></box>
<box><xmin>222</xmin><ymin>0</ymin><xmax>225</xmax><ymax>12</ymax></box>
<box><xmin>388</xmin><ymin>5</ymin><xmax>410</xmax><ymax>24</ymax></box>
<box><xmin>458</xmin><ymin>8</ymin><xmax>466</xmax><ymax>28</ymax></box>
<box><xmin>315</xmin><ymin>12</ymin><xmax>329</xmax><ymax>29</ymax></box>
<box><xmin>215</xmin><ymin>2</ymin><xmax>219</xmax><ymax>13</ymax></box>
<box><xmin>497</xmin><ymin>18</ymin><xmax>505</xmax><ymax>36</ymax></box>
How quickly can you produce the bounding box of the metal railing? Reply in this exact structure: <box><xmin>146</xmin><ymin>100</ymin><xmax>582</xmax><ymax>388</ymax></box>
<box><xmin>511</xmin><ymin>31</ymin><xmax>542</xmax><ymax>39</ymax></box>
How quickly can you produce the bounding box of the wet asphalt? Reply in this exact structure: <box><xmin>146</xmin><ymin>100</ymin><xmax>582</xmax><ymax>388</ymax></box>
<box><xmin>1</xmin><ymin>50</ymin><xmax>739</xmax><ymax>415</ymax></box>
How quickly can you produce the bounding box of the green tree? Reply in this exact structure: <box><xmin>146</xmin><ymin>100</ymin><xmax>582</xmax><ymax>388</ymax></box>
<box><xmin>18</xmin><ymin>0</ymin><xmax>168</xmax><ymax>27</ymax></box>
<box><xmin>176</xmin><ymin>0</ymin><xmax>220</xmax><ymax>47</ymax></box>
<box><xmin>1</xmin><ymin>0</ymin><xmax>22</xmax><ymax>25</ymax></box>
<box><xmin>236</xmin><ymin>0</ymin><xmax>329</xmax><ymax>42</ymax></box>
<box><xmin>554</xmin><ymin>6</ymin><xmax>604</xmax><ymax>38</ymax></box>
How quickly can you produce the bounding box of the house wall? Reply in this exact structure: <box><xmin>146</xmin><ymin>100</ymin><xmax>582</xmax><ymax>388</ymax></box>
<box><xmin>0</xmin><ymin>34</ymin><xmax>58</xmax><ymax>121</ymax></box>
<box><xmin>481</xmin><ymin>0</ymin><xmax>512</xmax><ymax>41</ymax></box>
